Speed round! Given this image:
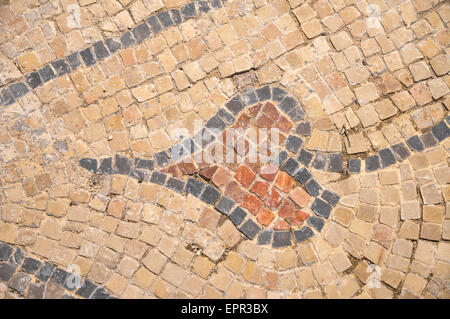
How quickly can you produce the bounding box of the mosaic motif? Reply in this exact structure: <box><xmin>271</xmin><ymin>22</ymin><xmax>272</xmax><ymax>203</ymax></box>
<box><xmin>0</xmin><ymin>0</ymin><xmax>449</xmax><ymax>299</ymax></box>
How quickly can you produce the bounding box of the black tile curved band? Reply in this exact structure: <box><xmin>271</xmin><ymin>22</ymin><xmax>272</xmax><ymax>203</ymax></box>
<box><xmin>0</xmin><ymin>241</ymin><xmax>115</xmax><ymax>299</ymax></box>
<box><xmin>77</xmin><ymin>85</ymin><xmax>449</xmax><ymax>248</ymax></box>
<box><xmin>0</xmin><ymin>0</ymin><xmax>228</xmax><ymax>106</ymax></box>
<box><xmin>78</xmin><ymin>86</ymin><xmax>450</xmax><ymax>178</ymax></box>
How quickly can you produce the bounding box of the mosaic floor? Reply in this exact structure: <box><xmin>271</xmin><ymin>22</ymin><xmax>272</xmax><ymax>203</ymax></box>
<box><xmin>0</xmin><ymin>0</ymin><xmax>449</xmax><ymax>299</ymax></box>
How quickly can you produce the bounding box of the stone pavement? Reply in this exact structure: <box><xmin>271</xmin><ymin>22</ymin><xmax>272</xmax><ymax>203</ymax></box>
<box><xmin>0</xmin><ymin>0</ymin><xmax>449</xmax><ymax>299</ymax></box>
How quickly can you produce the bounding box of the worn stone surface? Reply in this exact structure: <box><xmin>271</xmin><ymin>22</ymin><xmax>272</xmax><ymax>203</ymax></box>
<box><xmin>0</xmin><ymin>0</ymin><xmax>448</xmax><ymax>301</ymax></box>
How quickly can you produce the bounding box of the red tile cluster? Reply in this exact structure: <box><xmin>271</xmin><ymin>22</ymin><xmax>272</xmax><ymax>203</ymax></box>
<box><xmin>161</xmin><ymin>101</ymin><xmax>312</xmax><ymax>231</ymax></box>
